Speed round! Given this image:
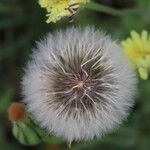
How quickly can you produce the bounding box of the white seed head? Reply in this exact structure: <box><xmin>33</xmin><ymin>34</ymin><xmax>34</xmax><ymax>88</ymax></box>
<box><xmin>22</xmin><ymin>27</ymin><xmax>137</xmax><ymax>143</ymax></box>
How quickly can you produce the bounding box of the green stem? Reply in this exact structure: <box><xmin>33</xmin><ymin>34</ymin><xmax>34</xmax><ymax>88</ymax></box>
<box><xmin>83</xmin><ymin>2</ymin><xmax>142</xmax><ymax>17</ymax></box>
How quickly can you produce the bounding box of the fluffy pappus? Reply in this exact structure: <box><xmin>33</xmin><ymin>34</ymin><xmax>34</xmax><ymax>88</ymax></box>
<box><xmin>21</xmin><ymin>27</ymin><xmax>137</xmax><ymax>143</ymax></box>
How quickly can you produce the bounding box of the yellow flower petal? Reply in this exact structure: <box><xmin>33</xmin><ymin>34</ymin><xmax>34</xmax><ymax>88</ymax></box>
<box><xmin>141</xmin><ymin>30</ymin><xmax>148</xmax><ymax>41</ymax></box>
<box><xmin>138</xmin><ymin>67</ymin><xmax>148</xmax><ymax>80</ymax></box>
<box><xmin>131</xmin><ymin>31</ymin><xmax>140</xmax><ymax>42</ymax></box>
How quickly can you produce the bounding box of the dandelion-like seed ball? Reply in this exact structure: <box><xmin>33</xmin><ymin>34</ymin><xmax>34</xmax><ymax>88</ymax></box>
<box><xmin>22</xmin><ymin>27</ymin><xmax>137</xmax><ymax>143</ymax></box>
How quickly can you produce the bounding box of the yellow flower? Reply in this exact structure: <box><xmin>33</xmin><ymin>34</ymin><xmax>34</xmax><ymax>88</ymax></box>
<box><xmin>122</xmin><ymin>30</ymin><xmax>150</xmax><ymax>80</ymax></box>
<box><xmin>39</xmin><ymin>0</ymin><xmax>89</xmax><ymax>23</ymax></box>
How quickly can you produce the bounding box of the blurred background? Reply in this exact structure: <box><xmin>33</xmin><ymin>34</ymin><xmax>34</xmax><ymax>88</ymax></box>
<box><xmin>0</xmin><ymin>0</ymin><xmax>150</xmax><ymax>149</ymax></box>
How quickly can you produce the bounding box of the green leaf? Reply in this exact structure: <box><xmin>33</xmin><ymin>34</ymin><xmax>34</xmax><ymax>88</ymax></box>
<box><xmin>12</xmin><ymin>123</ymin><xmax>42</xmax><ymax>145</ymax></box>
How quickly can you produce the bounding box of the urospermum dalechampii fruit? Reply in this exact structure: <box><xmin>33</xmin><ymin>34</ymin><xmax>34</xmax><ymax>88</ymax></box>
<box><xmin>22</xmin><ymin>27</ymin><xmax>137</xmax><ymax>143</ymax></box>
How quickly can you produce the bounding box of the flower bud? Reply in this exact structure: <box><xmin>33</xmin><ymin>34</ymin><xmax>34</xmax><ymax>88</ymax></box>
<box><xmin>8</xmin><ymin>102</ymin><xmax>26</xmax><ymax>122</ymax></box>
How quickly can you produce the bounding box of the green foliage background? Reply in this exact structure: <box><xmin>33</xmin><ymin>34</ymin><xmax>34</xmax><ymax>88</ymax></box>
<box><xmin>0</xmin><ymin>0</ymin><xmax>150</xmax><ymax>150</ymax></box>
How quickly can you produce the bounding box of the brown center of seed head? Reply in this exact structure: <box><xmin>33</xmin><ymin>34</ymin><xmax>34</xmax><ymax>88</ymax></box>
<box><xmin>76</xmin><ymin>81</ymin><xmax>84</xmax><ymax>89</ymax></box>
